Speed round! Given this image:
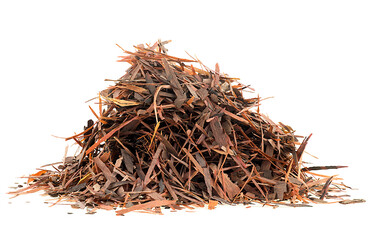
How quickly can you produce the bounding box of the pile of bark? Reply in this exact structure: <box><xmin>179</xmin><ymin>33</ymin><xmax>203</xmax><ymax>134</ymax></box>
<box><xmin>10</xmin><ymin>41</ymin><xmax>355</xmax><ymax>214</ymax></box>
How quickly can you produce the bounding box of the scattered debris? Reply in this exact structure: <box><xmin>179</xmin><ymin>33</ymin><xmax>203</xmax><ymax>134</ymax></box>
<box><xmin>339</xmin><ymin>199</ymin><xmax>366</xmax><ymax>205</ymax></box>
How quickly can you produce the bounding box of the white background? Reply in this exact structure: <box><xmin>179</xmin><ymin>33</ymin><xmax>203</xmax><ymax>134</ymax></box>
<box><xmin>0</xmin><ymin>0</ymin><xmax>370</xmax><ymax>239</ymax></box>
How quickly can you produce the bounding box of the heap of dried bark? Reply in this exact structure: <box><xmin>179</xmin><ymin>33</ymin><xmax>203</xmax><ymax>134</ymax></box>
<box><xmin>10</xmin><ymin>41</ymin><xmax>359</xmax><ymax>214</ymax></box>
